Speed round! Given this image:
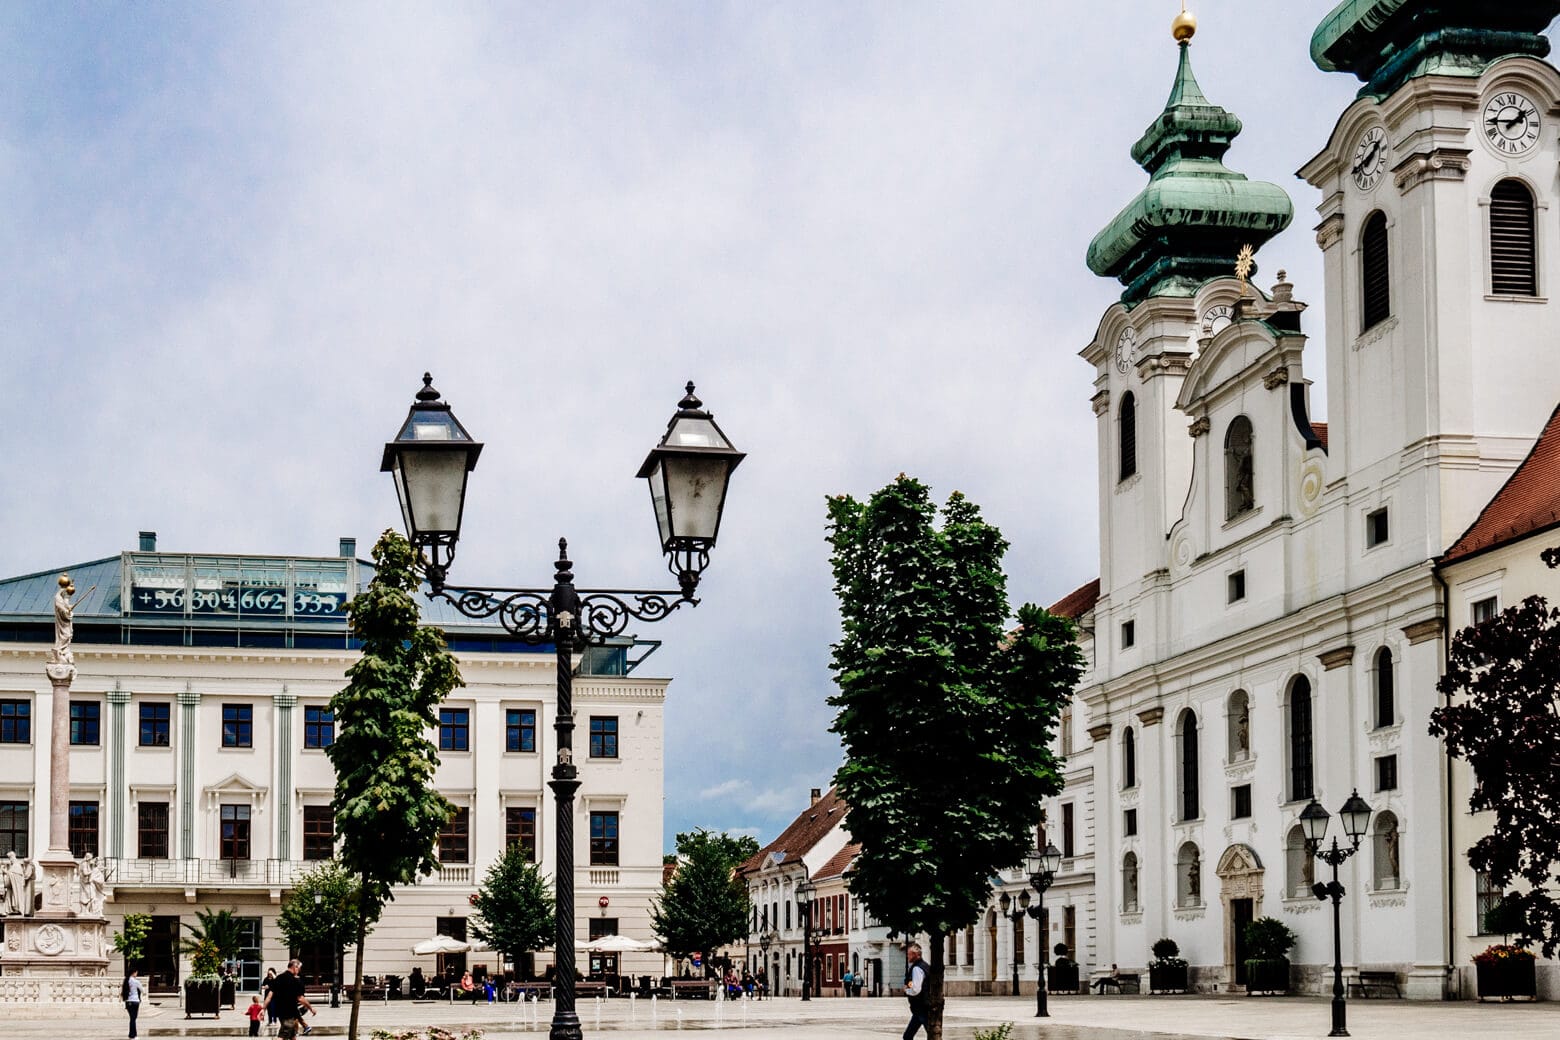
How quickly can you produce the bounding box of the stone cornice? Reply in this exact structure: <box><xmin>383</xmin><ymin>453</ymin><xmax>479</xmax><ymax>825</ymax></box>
<box><xmin>1137</xmin><ymin>706</ymin><xmax>1165</xmax><ymax>727</ymax></box>
<box><xmin>1402</xmin><ymin>618</ymin><xmax>1442</xmax><ymax>645</ymax></box>
<box><xmin>1393</xmin><ymin>147</ymin><xmax>1471</xmax><ymax>192</ymax></box>
<box><xmin>1087</xmin><ymin>722</ymin><xmax>1113</xmax><ymax>743</ymax></box>
<box><xmin>1314</xmin><ymin>213</ymin><xmax>1345</xmax><ymax>251</ymax></box>
<box><xmin>1092</xmin><ymin>389</ymin><xmax>1112</xmax><ymax>416</ymax></box>
<box><xmin>1318</xmin><ymin>646</ymin><xmax>1355</xmax><ymax>671</ymax></box>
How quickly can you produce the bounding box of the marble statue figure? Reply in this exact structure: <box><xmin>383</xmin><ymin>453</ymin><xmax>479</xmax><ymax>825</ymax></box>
<box><xmin>4</xmin><ymin>850</ymin><xmax>35</xmax><ymax>918</ymax></box>
<box><xmin>50</xmin><ymin>574</ymin><xmax>93</xmax><ymax>667</ymax></box>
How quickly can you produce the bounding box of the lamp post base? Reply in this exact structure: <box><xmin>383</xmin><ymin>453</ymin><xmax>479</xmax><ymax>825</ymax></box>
<box><xmin>549</xmin><ymin>1011</ymin><xmax>583</xmax><ymax>1040</ymax></box>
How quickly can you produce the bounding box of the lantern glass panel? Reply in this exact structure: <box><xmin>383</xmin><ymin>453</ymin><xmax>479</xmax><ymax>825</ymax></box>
<box><xmin>646</xmin><ymin>461</ymin><xmax>672</xmax><ymax>547</ymax></box>
<box><xmin>664</xmin><ymin>416</ymin><xmax>728</xmax><ymax>450</ymax></box>
<box><xmin>662</xmin><ymin>455</ymin><xmax>731</xmax><ymax>543</ymax></box>
<box><xmin>397</xmin><ymin>449</ymin><xmax>471</xmax><ymax>537</ymax></box>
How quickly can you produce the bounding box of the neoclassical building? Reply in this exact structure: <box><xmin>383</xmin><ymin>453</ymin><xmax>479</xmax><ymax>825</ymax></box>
<box><xmin>0</xmin><ymin>533</ymin><xmax>669</xmax><ymax>991</ymax></box>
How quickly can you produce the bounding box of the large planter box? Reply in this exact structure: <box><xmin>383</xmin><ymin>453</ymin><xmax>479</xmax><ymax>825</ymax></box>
<box><xmin>1243</xmin><ymin>958</ymin><xmax>1290</xmax><ymax>995</ymax></box>
<box><xmin>1476</xmin><ymin>958</ymin><xmax>1537</xmax><ymax>1001</ymax></box>
<box><xmin>1148</xmin><ymin>963</ymin><xmax>1188</xmax><ymax>994</ymax></box>
<box><xmin>1048</xmin><ymin>962</ymin><xmax>1080</xmax><ymax>994</ymax></box>
<box><xmin>184</xmin><ymin>981</ymin><xmax>222</xmax><ymax>1018</ymax></box>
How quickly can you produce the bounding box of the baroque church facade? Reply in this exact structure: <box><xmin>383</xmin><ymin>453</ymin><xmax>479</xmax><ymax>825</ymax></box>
<box><xmin>945</xmin><ymin>2</ymin><xmax>1560</xmax><ymax>1000</ymax></box>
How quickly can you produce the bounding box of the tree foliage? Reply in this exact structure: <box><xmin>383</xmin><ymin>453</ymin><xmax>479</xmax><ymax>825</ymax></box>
<box><xmin>328</xmin><ymin>530</ymin><xmax>463</xmax><ymax>1037</ymax></box>
<box><xmin>826</xmin><ymin>476</ymin><xmax>1085</xmax><ymax>1039</ymax></box>
<box><xmin>1430</xmin><ymin>545</ymin><xmax>1560</xmax><ymax>957</ymax></box>
<box><xmin>469</xmin><ymin>846</ymin><xmax>555</xmax><ymax>975</ymax></box>
<box><xmin>180</xmin><ymin>908</ymin><xmax>244</xmax><ymax>977</ymax></box>
<box><xmin>650</xmin><ymin>829</ymin><xmax>759</xmax><ymax>959</ymax></box>
<box><xmin>277</xmin><ymin>861</ymin><xmax>362</xmax><ymax>951</ymax></box>
<box><xmin>113</xmin><ymin>913</ymin><xmax>152</xmax><ymax>970</ymax></box>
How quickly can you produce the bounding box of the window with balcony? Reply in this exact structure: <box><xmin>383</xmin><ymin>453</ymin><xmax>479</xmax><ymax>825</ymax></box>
<box><xmin>506</xmin><ymin>709</ymin><xmax>537</xmax><ymax>753</ymax></box>
<box><xmin>438</xmin><ymin>807</ymin><xmax>470</xmax><ymax>863</ymax></box>
<box><xmin>506</xmin><ymin>807</ymin><xmax>537</xmax><ymax>861</ymax></box>
<box><xmin>589</xmin><ymin>716</ymin><xmax>619</xmax><ymax>759</ymax></box>
<box><xmin>439</xmin><ymin>708</ymin><xmax>470</xmax><ymax>752</ymax></box>
<box><xmin>139</xmin><ymin>703</ymin><xmax>171</xmax><ymax>747</ymax></box>
<box><xmin>302</xmin><ymin>806</ymin><xmax>334</xmax><ymax>860</ymax></box>
<box><xmin>70</xmin><ymin>701</ymin><xmax>100</xmax><ymax>746</ymax></box>
<box><xmin>222</xmin><ymin>704</ymin><xmax>254</xmax><ymax>748</ymax></box>
<box><xmin>590</xmin><ymin>811</ymin><xmax>620</xmax><ymax>865</ymax></box>
<box><xmin>220</xmin><ymin>804</ymin><xmax>251</xmax><ymax>861</ymax></box>
<box><xmin>138</xmin><ymin>802</ymin><xmax>169</xmax><ymax>859</ymax></box>
<box><xmin>0</xmin><ymin>700</ymin><xmax>31</xmax><ymax>744</ymax></box>
<box><xmin>303</xmin><ymin>706</ymin><xmax>334</xmax><ymax>749</ymax></box>
<box><xmin>68</xmin><ymin>800</ymin><xmax>99</xmax><ymax>858</ymax></box>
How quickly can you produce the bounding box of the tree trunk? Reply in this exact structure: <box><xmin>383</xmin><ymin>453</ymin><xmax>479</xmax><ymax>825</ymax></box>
<box><xmin>928</xmin><ymin>930</ymin><xmax>946</xmax><ymax>1040</ymax></box>
<box><xmin>347</xmin><ymin>905</ymin><xmax>368</xmax><ymax>1040</ymax></box>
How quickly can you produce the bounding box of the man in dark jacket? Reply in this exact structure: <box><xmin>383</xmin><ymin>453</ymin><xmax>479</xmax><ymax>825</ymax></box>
<box><xmin>902</xmin><ymin>943</ymin><xmax>929</xmax><ymax>1039</ymax></box>
<box><xmin>264</xmin><ymin>958</ymin><xmax>315</xmax><ymax>1038</ymax></box>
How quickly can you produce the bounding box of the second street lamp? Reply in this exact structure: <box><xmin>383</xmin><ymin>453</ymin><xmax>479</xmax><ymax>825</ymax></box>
<box><xmin>1301</xmin><ymin>790</ymin><xmax>1373</xmax><ymax>1038</ymax></box>
<box><xmin>795</xmin><ymin>879</ymin><xmax>815</xmax><ymax>1001</ymax></box>
<box><xmin>382</xmin><ymin>375</ymin><xmax>743</xmax><ymax>1040</ymax></box>
<box><xmin>998</xmin><ymin>890</ymin><xmax>1029</xmax><ymax>998</ymax></box>
<box><xmin>312</xmin><ymin>892</ymin><xmax>341</xmax><ymax>1008</ymax></box>
<box><xmin>1024</xmin><ymin>843</ymin><xmax>1062</xmax><ymax>1018</ymax></box>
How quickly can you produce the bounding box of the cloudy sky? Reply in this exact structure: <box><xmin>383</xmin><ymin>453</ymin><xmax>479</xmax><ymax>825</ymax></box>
<box><xmin>3</xmin><ymin>2</ymin><xmax>1383</xmax><ymax>847</ymax></box>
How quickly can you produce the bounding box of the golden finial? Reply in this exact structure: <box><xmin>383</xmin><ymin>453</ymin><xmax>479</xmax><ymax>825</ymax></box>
<box><xmin>1235</xmin><ymin>243</ymin><xmax>1255</xmax><ymax>286</ymax></box>
<box><xmin>1172</xmin><ymin>3</ymin><xmax>1197</xmax><ymax>44</ymax></box>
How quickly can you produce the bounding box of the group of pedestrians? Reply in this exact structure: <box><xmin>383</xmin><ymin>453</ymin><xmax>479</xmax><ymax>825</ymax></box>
<box><xmin>121</xmin><ymin>959</ymin><xmax>319</xmax><ymax>1040</ymax></box>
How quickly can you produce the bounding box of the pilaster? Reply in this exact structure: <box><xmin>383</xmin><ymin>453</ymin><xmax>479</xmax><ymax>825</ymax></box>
<box><xmin>106</xmin><ymin>685</ymin><xmax>131</xmax><ymax>859</ymax></box>
<box><xmin>273</xmin><ymin>688</ymin><xmax>296</xmax><ymax>862</ymax></box>
<box><xmin>178</xmin><ymin>685</ymin><xmax>199</xmax><ymax>859</ymax></box>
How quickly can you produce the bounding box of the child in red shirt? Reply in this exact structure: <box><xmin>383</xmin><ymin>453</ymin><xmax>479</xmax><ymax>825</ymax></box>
<box><xmin>246</xmin><ymin>995</ymin><xmax>265</xmax><ymax>1036</ymax></box>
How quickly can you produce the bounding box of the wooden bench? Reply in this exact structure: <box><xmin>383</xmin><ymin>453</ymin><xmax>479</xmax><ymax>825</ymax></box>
<box><xmin>508</xmin><ymin>982</ymin><xmax>553</xmax><ymax>1001</ymax></box>
<box><xmin>575</xmin><ymin>981</ymin><xmax>612</xmax><ymax>999</ymax></box>
<box><xmin>1093</xmin><ymin>973</ymin><xmax>1140</xmax><ymax>994</ymax></box>
<box><xmin>1348</xmin><ymin>971</ymin><xmax>1401</xmax><ymax>998</ymax></box>
<box><xmin>669</xmin><ymin>980</ymin><xmax>717</xmax><ymax>1000</ymax></box>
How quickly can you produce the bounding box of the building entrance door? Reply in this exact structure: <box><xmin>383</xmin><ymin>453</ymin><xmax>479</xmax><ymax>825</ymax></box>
<box><xmin>1215</xmin><ymin>844</ymin><xmax>1265</xmax><ymax>992</ymax></box>
<box><xmin>1231</xmin><ymin>898</ymin><xmax>1253</xmax><ymax>985</ymax></box>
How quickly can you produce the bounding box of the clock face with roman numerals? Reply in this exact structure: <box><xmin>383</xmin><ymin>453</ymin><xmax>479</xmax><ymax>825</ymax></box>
<box><xmin>1351</xmin><ymin>126</ymin><xmax>1387</xmax><ymax>191</ymax></box>
<box><xmin>1114</xmin><ymin>327</ymin><xmax>1138</xmax><ymax>374</ymax></box>
<box><xmin>1484</xmin><ymin>91</ymin><xmax>1541</xmax><ymax>155</ymax></box>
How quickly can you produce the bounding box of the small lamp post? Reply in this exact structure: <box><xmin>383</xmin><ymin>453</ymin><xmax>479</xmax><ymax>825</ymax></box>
<box><xmin>795</xmin><ymin>879</ymin><xmax>815</xmax><ymax>1001</ymax></box>
<box><xmin>759</xmin><ymin>931</ymin><xmax>774</xmax><ymax>1000</ymax></box>
<box><xmin>1024</xmin><ymin>843</ymin><xmax>1062</xmax><ymax>1018</ymax></box>
<box><xmin>383</xmin><ymin>375</ymin><xmax>743</xmax><ymax>1040</ymax></box>
<box><xmin>313</xmin><ymin>891</ymin><xmax>342</xmax><ymax>1008</ymax></box>
<box><xmin>998</xmin><ymin>890</ymin><xmax>1030</xmax><ymax>998</ymax></box>
<box><xmin>1301</xmin><ymin>790</ymin><xmax>1373</xmax><ymax>1037</ymax></box>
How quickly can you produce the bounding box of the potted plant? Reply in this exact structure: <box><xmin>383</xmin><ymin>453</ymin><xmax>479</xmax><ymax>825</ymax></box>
<box><xmin>1148</xmin><ymin>937</ymin><xmax>1188</xmax><ymax>993</ymax></box>
<box><xmin>1048</xmin><ymin>942</ymin><xmax>1080</xmax><ymax>993</ymax></box>
<box><xmin>182</xmin><ymin>938</ymin><xmax>223</xmax><ymax>1017</ymax></box>
<box><xmin>1475</xmin><ymin>945</ymin><xmax>1537</xmax><ymax>1001</ymax></box>
<box><xmin>1241</xmin><ymin>917</ymin><xmax>1296</xmax><ymax>995</ymax></box>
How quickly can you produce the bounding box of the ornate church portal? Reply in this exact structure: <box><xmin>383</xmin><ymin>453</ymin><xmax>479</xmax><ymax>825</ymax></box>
<box><xmin>1216</xmin><ymin>845</ymin><xmax>1264</xmax><ymax>991</ymax></box>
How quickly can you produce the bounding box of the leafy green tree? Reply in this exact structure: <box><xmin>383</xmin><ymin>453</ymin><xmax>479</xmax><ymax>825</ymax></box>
<box><xmin>277</xmin><ymin>861</ymin><xmax>361</xmax><ymax>987</ymax></box>
<box><xmin>470</xmin><ymin>847</ymin><xmax>555</xmax><ymax>979</ymax></box>
<box><xmin>328</xmin><ymin>530</ymin><xmax>462</xmax><ymax>1038</ymax></box>
<box><xmin>1430</xmin><ymin>545</ymin><xmax>1560</xmax><ymax>957</ymax></box>
<box><xmin>112</xmin><ymin>912</ymin><xmax>152</xmax><ymax>972</ymax></box>
<box><xmin>180</xmin><ymin>908</ymin><xmax>244</xmax><ymax>978</ymax></box>
<box><xmin>825</xmin><ymin>476</ymin><xmax>1085</xmax><ymax>1040</ymax></box>
<box><xmin>650</xmin><ymin>829</ymin><xmax>760</xmax><ymax>960</ymax></box>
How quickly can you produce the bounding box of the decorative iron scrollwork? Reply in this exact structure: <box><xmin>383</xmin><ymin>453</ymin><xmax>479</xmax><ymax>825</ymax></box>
<box><xmin>434</xmin><ymin>586</ymin><xmax>691</xmax><ymax>645</ymax></box>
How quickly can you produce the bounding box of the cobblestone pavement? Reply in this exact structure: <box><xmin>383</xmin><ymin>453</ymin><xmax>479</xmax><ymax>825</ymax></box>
<box><xmin>22</xmin><ymin>991</ymin><xmax>1558</xmax><ymax>1039</ymax></box>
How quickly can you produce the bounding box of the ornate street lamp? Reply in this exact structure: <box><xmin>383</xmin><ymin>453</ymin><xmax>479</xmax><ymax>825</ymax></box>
<box><xmin>759</xmin><ymin>930</ymin><xmax>776</xmax><ymax>999</ymax></box>
<box><xmin>383</xmin><ymin>375</ymin><xmax>743</xmax><ymax>1040</ymax></box>
<box><xmin>998</xmin><ymin>890</ymin><xmax>1030</xmax><ymax>998</ymax></box>
<box><xmin>795</xmin><ymin>879</ymin><xmax>815</xmax><ymax>1001</ymax></box>
<box><xmin>1024</xmin><ymin>843</ymin><xmax>1062</xmax><ymax>1018</ymax></box>
<box><xmin>1302</xmin><ymin>790</ymin><xmax>1373</xmax><ymax>1038</ymax></box>
<box><xmin>312</xmin><ymin>891</ymin><xmax>342</xmax><ymax>1008</ymax></box>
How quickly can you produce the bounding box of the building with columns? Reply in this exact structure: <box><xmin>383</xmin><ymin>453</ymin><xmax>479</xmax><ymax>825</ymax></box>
<box><xmin>0</xmin><ymin>533</ymin><xmax>669</xmax><ymax>992</ymax></box>
<box><xmin>1039</xmin><ymin>2</ymin><xmax>1560</xmax><ymax>1001</ymax></box>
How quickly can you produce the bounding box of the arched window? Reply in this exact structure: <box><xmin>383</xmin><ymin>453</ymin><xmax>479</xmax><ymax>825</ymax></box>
<box><xmin>1227</xmin><ymin>689</ymin><xmax>1250</xmax><ymax>762</ymax></box>
<box><xmin>1177</xmin><ymin>708</ymin><xmax>1200</xmax><ymax>821</ymax></box>
<box><xmin>1373</xmin><ymin>812</ymin><xmax>1402</xmax><ymax>890</ymax></box>
<box><xmin>1122</xmin><ymin>852</ymin><xmax>1140</xmax><ymax>913</ymax></box>
<box><xmin>1122</xmin><ymin>727</ymin><xmax>1137</xmax><ymax>789</ymax></box>
<box><xmin>1288</xmin><ymin>676</ymin><xmax>1315</xmax><ymax>802</ymax></box>
<box><xmin>1375</xmin><ymin>648</ymin><xmax>1395</xmax><ymax>729</ymax></box>
<box><xmin>1285</xmin><ymin>824</ymin><xmax>1315</xmax><ymax>897</ymax></box>
<box><xmin>1119</xmin><ymin>393</ymin><xmax>1138</xmax><ymax>481</ymax></box>
<box><xmin>1176</xmin><ymin>842</ymin><xmax>1202</xmax><ymax>908</ymax></box>
<box><xmin>1224</xmin><ymin>416</ymin><xmax>1255</xmax><ymax>520</ymax></box>
<box><xmin>1491</xmin><ymin>179</ymin><xmax>1538</xmax><ymax>296</ymax></box>
<box><xmin>1361</xmin><ymin>210</ymin><xmax>1391</xmax><ymax>330</ymax></box>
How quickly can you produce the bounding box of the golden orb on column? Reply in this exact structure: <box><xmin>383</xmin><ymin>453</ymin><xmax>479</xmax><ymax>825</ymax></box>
<box><xmin>1172</xmin><ymin>8</ymin><xmax>1197</xmax><ymax>43</ymax></box>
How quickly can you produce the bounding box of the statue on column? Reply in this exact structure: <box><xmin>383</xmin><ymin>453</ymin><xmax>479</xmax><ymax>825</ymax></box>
<box><xmin>78</xmin><ymin>854</ymin><xmax>106</xmax><ymax>915</ymax></box>
<box><xmin>49</xmin><ymin>575</ymin><xmax>92</xmax><ymax>668</ymax></box>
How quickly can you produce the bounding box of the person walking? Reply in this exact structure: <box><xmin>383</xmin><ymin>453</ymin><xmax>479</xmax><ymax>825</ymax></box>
<box><xmin>262</xmin><ymin>968</ymin><xmax>279</xmax><ymax>1028</ymax></box>
<box><xmin>122</xmin><ymin>967</ymin><xmax>143</xmax><ymax>1039</ymax></box>
<box><xmin>264</xmin><ymin>958</ymin><xmax>316</xmax><ymax>1038</ymax></box>
<box><xmin>902</xmin><ymin>943</ymin><xmax>929</xmax><ymax>1040</ymax></box>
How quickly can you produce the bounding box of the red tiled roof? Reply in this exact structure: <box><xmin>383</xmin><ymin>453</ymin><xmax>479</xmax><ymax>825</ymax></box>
<box><xmin>1311</xmin><ymin>422</ymin><xmax>1329</xmax><ymax>451</ymax></box>
<box><xmin>1048</xmin><ymin>578</ymin><xmax>1100</xmax><ymax>620</ymax></box>
<box><xmin>736</xmin><ymin>787</ymin><xmax>849</xmax><ymax>876</ymax></box>
<box><xmin>814</xmin><ymin>842</ymin><xmax>861</xmax><ymax>882</ymax></box>
<box><xmin>1443</xmin><ymin>402</ymin><xmax>1560</xmax><ymax>563</ymax></box>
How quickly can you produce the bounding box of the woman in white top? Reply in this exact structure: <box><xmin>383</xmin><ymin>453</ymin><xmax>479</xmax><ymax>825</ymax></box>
<box><xmin>123</xmin><ymin>968</ymin><xmax>143</xmax><ymax>1039</ymax></box>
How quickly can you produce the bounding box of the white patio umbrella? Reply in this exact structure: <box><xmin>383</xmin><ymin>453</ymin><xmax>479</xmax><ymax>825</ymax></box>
<box><xmin>412</xmin><ymin>934</ymin><xmax>472</xmax><ymax>955</ymax></box>
<box><xmin>576</xmin><ymin>934</ymin><xmax>661</xmax><ymax>953</ymax></box>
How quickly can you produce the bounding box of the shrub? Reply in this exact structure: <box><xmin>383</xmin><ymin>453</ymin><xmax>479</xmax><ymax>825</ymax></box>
<box><xmin>973</xmin><ymin>1025</ymin><xmax>1014</xmax><ymax>1040</ymax></box>
<box><xmin>1242</xmin><ymin>917</ymin><xmax>1297</xmax><ymax>960</ymax></box>
<box><xmin>1151</xmin><ymin>937</ymin><xmax>1184</xmax><ymax>965</ymax></box>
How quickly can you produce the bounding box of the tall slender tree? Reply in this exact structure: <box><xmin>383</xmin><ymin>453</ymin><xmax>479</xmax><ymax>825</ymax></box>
<box><xmin>650</xmin><ymin>829</ymin><xmax>759</xmax><ymax>961</ymax></box>
<box><xmin>826</xmin><ymin>476</ymin><xmax>1084</xmax><ymax>1040</ymax></box>
<box><xmin>328</xmin><ymin>530</ymin><xmax>461</xmax><ymax>1039</ymax></box>
<box><xmin>470</xmin><ymin>846</ymin><xmax>555</xmax><ymax>980</ymax></box>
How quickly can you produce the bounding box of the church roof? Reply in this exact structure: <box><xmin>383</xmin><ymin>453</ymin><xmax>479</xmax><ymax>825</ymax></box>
<box><xmin>736</xmin><ymin>787</ymin><xmax>848</xmax><ymax>877</ymax></box>
<box><xmin>1048</xmin><ymin>578</ymin><xmax>1100</xmax><ymax>621</ymax></box>
<box><xmin>1087</xmin><ymin>38</ymin><xmax>1292</xmax><ymax>305</ymax></box>
<box><xmin>1443</xmin><ymin>402</ymin><xmax>1560</xmax><ymax>564</ymax></box>
<box><xmin>1312</xmin><ymin>1</ymin><xmax>1560</xmax><ymax>99</ymax></box>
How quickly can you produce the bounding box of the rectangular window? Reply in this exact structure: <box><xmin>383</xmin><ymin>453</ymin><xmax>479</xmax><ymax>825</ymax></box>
<box><xmin>1366</xmin><ymin>507</ymin><xmax>1390</xmax><ymax>548</ymax></box>
<box><xmin>1123</xmin><ymin>808</ymin><xmax>1137</xmax><ymax>837</ymax></box>
<box><xmin>0</xmin><ymin>801</ymin><xmax>27</xmax><ymax>857</ymax></box>
<box><xmin>1061</xmin><ymin>803</ymin><xmax>1075</xmax><ymax>858</ymax></box>
<box><xmin>439</xmin><ymin>708</ymin><xmax>470</xmax><ymax>752</ymax></box>
<box><xmin>1063</xmin><ymin>905</ymin><xmax>1077</xmax><ymax>960</ymax></box>
<box><xmin>1058</xmin><ymin>708</ymin><xmax>1073</xmax><ymax>757</ymax></box>
<box><xmin>589</xmin><ymin>716</ymin><xmax>619</xmax><ymax>759</ymax></box>
<box><xmin>1121</xmin><ymin>621</ymin><xmax>1136</xmax><ymax>648</ymax></box>
<box><xmin>590</xmin><ymin>810</ymin><xmax>620</xmax><ymax>865</ymax></box>
<box><xmin>506</xmin><ymin>709</ymin><xmax>537</xmax><ymax>753</ymax></box>
<box><xmin>1375</xmin><ymin>754</ymin><xmax>1398</xmax><ymax>792</ymax></box>
<box><xmin>303</xmin><ymin>706</ymin><xmax>334</xmax><ymax>749</ymax></box>
<box><xmin>221</xmin><ymin>704</ymin><xmax>254</xmax><ymax>748</ymax></box>
<box><xmin>589</xmin><ymin>917</ymin><xmax>618</xmax><ymax>942</ymax></box>
<box><xmin>68</xmin><ymin>800</ymin><xmax>99</xmax><ymax>858</ymax></box>
<box><xmin>138</xmin><ymin>802</ymin><xmax>169</xmax><ymax>859</ymax></box>
<box><xmin>1228</xmin><ymin>570</ymin><xmax>1246</xmax><ymax>603</ymax></box>
<box><xmin>1231</xmin><ymin>784</ymin><xmax>1252</xmax><ymax>820</ymax></box>
<box><xmin>139</xmin><ymin>703</ymin><xmax>171</xmax><ymax>747</ymax></box>
<box><xmin>1013</xmin><ymin>912</ymin><xmax>1025</xmax><ymax>965</ymax></box>
<box><xmin>219</xmin><ymin>804</ymin><xmax>251</xmax><ymax>861</ymax></box>
<box><xmin>1471</xmin><ymin>596</ymin><xmax>1499</xmax><ymax>626</ymax></box>
<box><xmin>0</xmin><ymin>700</ymin><xmax>31</xmax><ymax>744</ymax></box>
<box><xmin>506</xmin><ymin>806</ymin><xmax>537</xmax><ymax>860</ymax></box>
<box><xmin>1476</xmin><ymin>871</ymin><xmax>1503</xmax><ymax>935</ymax></box>
<box><xmin>69</xmin><ymin>701</ymin><xmax>100</xmax><ymax>746</ymax></box>
<box><xmin>438</xmin><ymin>807</ymin><xmax>470</xmax><ymax>863</ymax></box>
<box><xmin>302</xmin><ymin>806</ymin><xmax>334</xmax><ymax>860</ymax></box>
